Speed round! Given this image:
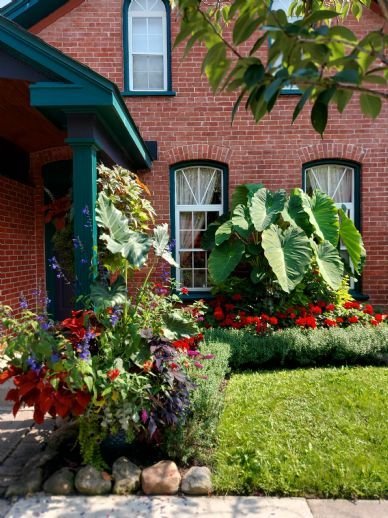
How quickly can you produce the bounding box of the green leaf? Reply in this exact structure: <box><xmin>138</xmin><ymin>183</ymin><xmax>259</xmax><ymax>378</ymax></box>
<box><xmin>90</xmin><ymin>276</ymin><xmax>128</xmax><ymax>310</ymax></box>
<box><xmin>243</xmin><ymin>63</ymin><xmax>265</xmax><ymax>88</ymax></box>
<box><xmin>311</xmin><ymin>98</ymin><xmax>328</xmax><ymax>136</ymax></box>
<box><xmin>201</xmin><ymin>214</ymin><xmax>230</xmax><ymax>250</ymax></box>
<box><xmin>232</xmin><ymin>204</ymin><xmax>252</xmax><ymax>240</ymax></box>
<box><xmin>312</xmin><ymin>240</ymin><xmax>344</xmax><ymax>290</ymax></box>
<box><xmin>233</xmin><ymin>14</ymin><xmax>262</xmax><ymax>46</ymax></box>
<box><xmin>311</xmin><ymin>88</ymin><xmax>336</xmax><ymax>135</ymax></box>
<box><xmin>338</xmin><ymin>208</ymin><xmax>366</xmax><ymax>274</ymax></box>
<box><xmin>96</xmin><ymin>192</ymin><xmax>131</xmax><ymax>244</ymax></box>
<box><xmin>162</xmin><ymin>311</ymin><xmax>199</xmax><ymax>341</ymax></box>
<box><xmin>152</xmin><ymin>224</ymin><xmax>178</xmax><ymax>267</ymax></box>
<box><xmin>249</xmin><ymin>188</ymin><xmax>286</xmax><ymax>232</ymax></box>
<box><xmin>215</xmin><ymin>220</ymin><xmax>233</xmax><ymax>245</ymax></box>
<box><xmin>250</xmin><ymin>266</ymin><xmax>266</xmax><ymax>285</ymax></box>
<box><xmin>292</xmin><ymin>86</ymin><xmax>313</xmax><ymax>123</ymax></box>
<box><xmin>329</xmin><ymin>26</ymin><xmax>357</xmax><ymax>42</ymax></box>
<box><xmin>262</xmin><ymin>225</ymin><xmax>312</xmax><ymax>293</ymax></box>
<box><xmin>231</xmin><ymin>183</ymin><xmax>263</xmax><ymax>210</ymax></box>
<box><xmin>360</xmin><ymin>93</ymin><xmax>382</xmax><ymax>118</ymax></box>
<box><xmin>310</xmin><ymin>190</ymin><xmax>339</xmax><ymax>246</ymax></box>
<box><xmin>333</xmin><ymin>69</ymin><xmax>360</xmax><ymax>85</ymax></box>
<box><xmin>334</xmin><ymin>89</ymin><xmax>353</xmax><ymax>113</ymax></box>
<box><xmin>301</xmin><ymin>10</ymin><xmax>339</xmax><ymax>26</ymax></box>
<box><xmin>208</xmin><ymin>239</ymin><xmax>245</xmax><ymax>285</ymax></box>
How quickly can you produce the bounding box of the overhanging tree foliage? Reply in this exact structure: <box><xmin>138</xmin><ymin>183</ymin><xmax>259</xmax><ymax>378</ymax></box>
<box><xmin>173</xmin><ymin>0</ymin><xmax>388</xmax><ymax>134</ymax></box>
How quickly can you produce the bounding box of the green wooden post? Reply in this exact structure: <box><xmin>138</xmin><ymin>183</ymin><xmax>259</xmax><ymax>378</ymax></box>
<box><xmin>67</xmin><ymin>138</ymin><xmax>98</xmax><ymax>297</ymax></box>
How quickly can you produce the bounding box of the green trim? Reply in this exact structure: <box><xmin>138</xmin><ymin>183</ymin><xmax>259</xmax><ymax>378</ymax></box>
<box><xmin>169</xmin><ymin>160</ymin><xmax>229</xmax><ymax>298</ymax></box>
<box><xmin>69</xmin><ymin>140</ymin><xmax>98</xmax><ymax>297</ymax></box>
<box><xmin>121</xmin><ymin>90</ymin><xmax>176</xmax><ymax>97</ymax></box>
<box><xmin>122</xmin><ymin>0</ymin><xmax>172</xmax><ymax>94</ymax></box>
<box><xmin>0</xmin><ymin>0</ymin><xmax>69</xmax><ymax>29</ymax></box>
<box><xmin>0</xmin><ymin>15</ymin><xmax>153</xmax><ymax>169</ymax></box>
<box><xmin>280</xmin><ymin>88</ymin><xmax>301</xmax><ymax>95</ymax></box>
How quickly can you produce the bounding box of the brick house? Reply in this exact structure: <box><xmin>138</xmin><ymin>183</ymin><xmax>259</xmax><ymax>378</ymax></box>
<box><xmin>0</xmin><ymin>0</ymin><xmax>387</xmax><ymax>316</ymax></box>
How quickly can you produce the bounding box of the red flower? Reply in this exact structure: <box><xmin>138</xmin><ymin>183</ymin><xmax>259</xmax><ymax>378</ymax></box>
<box><xmin>348</xmin><ymin>316</ymin><xmax>359</xmax><ymax>324</ymax></box>
<box><xmin>336</xmin><ymin>317</ymin><xmax>344</xmax><ymax>324</ymax></box>
<box><xmin>180</xmin><ymin>287</ymin><xmax>189</xmax><ymax>295</ymax></box>
<box><xmin>224</xmin><ymin>304</ymin><xmax>235</xmax><ymax>312</ymax></box>
<box><xmin>107</xmin><ymin>368</ymin><xmax>120</xmax><ymax>381</ymax></box>
<box><xmin>309</xmin><ymin>305</ymin><xmax>322</xmax><ymax>315</ymax></box>
<box><xmin>324</xmin><ymin>318</ymin><xmax>337</xmax><ymax>327</ymax></box>
<box><xmin>363</xmin><ymin>304</ymin><xmax>374</xmax><ymax>315</ymax></box>
<box><xmin>326</xmin><ymin>304</ymin><xmax>335</xmax><ymax>311</ymax></box>
<box><xmin>170</xmin><ymin>362</ymin><xmax>179</xmax><ymax>370</ymax></box>
<box><xmin>343</xmin><ymin>301</ymin><xmax>360</xmax><ymax>310</ymax></box>
<box><xmin>231</xmin><ymin>294</ymin><xmax>242</xmax><ymax>301</ymax></box>
<box><xmin>375</xmin><ymin>314</ymin><xmax>383</xmax><ymax>322</ymax></box>
<box><xmin>269</xmin><ymin>316</ymin><xmax>278</xmax><ymax>326</ymax></box>
<box><xmin>295</xmin><ymin>316</ymin><xmax>317</xmax><ymax>329</ymax></box>
<box><xmin>370</xmin><ymin>318</ymin><xmax>379</xmax><ymax>326</ymax></box>
<box><xmin>213</xmin><ymin>306</ymin><xmax>225</xmax><ymax>321</ymax></box>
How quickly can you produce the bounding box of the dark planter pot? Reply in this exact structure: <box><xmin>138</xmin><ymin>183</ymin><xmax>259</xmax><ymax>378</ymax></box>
<box><xmin>100</xmin><ymin>431</ymin><xmax>164</xmax><ymax>466</ymax></box>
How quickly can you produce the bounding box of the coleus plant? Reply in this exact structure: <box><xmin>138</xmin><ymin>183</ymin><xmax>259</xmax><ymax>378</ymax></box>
<box><xmin>203</xmin><ymin>184</ymin><xmax>365</xmax><ymax>294</ymax></box>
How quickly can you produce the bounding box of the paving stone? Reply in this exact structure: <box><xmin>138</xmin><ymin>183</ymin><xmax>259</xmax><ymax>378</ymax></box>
<box><xmin>5</xmin><ymin>496</ymin><xmax>315</xmax><ymax>517</ymax></box>
<box><xmin>0</xmin><ymin>497</ymin><xmax>11</xmax><ymax>518</ymax></box>
<box><xmin>307</xmin><ymin>499</ymin><xmax>388</xmax><ymax>518</ymax></box>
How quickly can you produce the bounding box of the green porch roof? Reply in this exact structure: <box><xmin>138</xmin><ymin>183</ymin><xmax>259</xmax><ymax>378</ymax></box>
<box><xmin>0</xmin><ymin>14</ymin><xmax>153</xmax><ymax>169</ymax></box>
<box><xmin>0</xmin><ymin>0</ymin><xmax>70</xmax><ymax>29</ymax></box>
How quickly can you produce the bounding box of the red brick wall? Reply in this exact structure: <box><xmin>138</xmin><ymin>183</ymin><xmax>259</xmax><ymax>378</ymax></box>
<box><xmin>37</xmin><ymin>2</ymin><xmax>388</xmax><ymax>307</ymax></box>
<box><xmin>0</xmin><ymin>176</ymin><xmax>41</xmax><ymax>310</ymax></box>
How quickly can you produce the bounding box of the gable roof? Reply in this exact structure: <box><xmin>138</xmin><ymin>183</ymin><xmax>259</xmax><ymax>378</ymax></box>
<box><xmin>0</xmin><ymin>0</ymin><xmax>70</xmax><ymax>29</ymax></box>
<box><xmin>0</xmin><ymin>14</ymin><xmax>153</xmax><ymax>169</ymax></box>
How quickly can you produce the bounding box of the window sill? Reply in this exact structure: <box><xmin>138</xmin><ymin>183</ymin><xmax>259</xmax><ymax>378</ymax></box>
<box><xmin>121</xmin><ymin>90</ymin><xmax>176</xmax><ymax>97</ymax></box>
<box><xmin>178</xmin><ymin>291</ymin><xmax>214</xmax><ymax>301</ymax></box>
<box><xmin>349</xmin><ymin>290</ymin><xmax>369</xmax><ymax>302</ymax></box>
<box><xmin>280</xmin><ymin>87</ymin><xmax>301</xmax><ymax>95</ymax></box>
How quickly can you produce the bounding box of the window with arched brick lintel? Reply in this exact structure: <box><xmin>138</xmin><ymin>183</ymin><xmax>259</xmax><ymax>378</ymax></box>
<box><xmin>170</xmin><ymin>161</ymin><xmax>228</xmax><ymax>297</ymax></box>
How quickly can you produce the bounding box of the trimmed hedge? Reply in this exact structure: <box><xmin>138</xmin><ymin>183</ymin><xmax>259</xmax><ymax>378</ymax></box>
<box><xmin>164</xmin><ymin>339</ymin><xmax>231</xmax><ymax>464</ymax></box>
<box><xmin>204</xmin><ymin>325</ymin><xmax>388</xmax><ymax>370</ymax></box>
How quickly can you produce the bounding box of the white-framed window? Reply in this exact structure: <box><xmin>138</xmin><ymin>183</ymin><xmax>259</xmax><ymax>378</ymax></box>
<box><xmin>303</xmin><ymin>162</ymin><xmax>360</xmax><ymax>287</ymax></box>
<box><xmin>173</xmin><ymin>165</ymin><xmax>226</xmax><ymax>292</ymax></box>
<box><xmin>128</xmin><ymin>0</ymin><xmax>167</xmax><ymax>91</ymax></box>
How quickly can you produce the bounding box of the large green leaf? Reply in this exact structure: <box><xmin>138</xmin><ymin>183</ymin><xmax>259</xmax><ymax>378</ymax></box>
<box><xmin>285</xmin><ymin>191</ymin><xmax>315</xmax><ymax>236</ymax></box>
<box><xmin>162</xmin><ymin>311</ymin><xmax>199</xmax><ymax>340</ymax></box>
<box><xmin>231</xmin><ymin>204</ymin><xmax>252</xmax><ymax>240</ymax></box>
<box><xmin>312</xmin><ymin>240</ymin><xmax>344</xmax><ymax>290</ymax></box>
<box><xmin>208</xmin><ymin>239</ymin><xmax>245</xmax><ymax>285</ymax></box>
<box><xmin>90</xmin><ymin>277</ymin><xmax>128</xmax><ymax>310</ymax></box>
<box><xmin>120</xmin><ymin>232</ymin><xmax>151</xmax><ymax>268</ymax></box>
<box><xmin>338</xmin><ymin>208</ymin><xmax>366</xmax><ymax>274</ymax></box>
<box><xmin>262</xmin><ymin>225</ymin><xmax>312</xmax><ymax>293</ymax></box>
<box><xmin>289</xmin><ymin>189</ymin><xmax>339</xmax><ymax>246</ymax></box>
<box><xmin>215</xmin><ymin>220</ymin><xmax>233</xmax><ymax>245</ymax></box>
<box><xmin>201</xmin><ymin>213</ymin><xmax>230</xmax><ymax>250</ymax></box>
<box><xmin>96</xmin><ymin>192</ymin><xmax>131</xmax><ymax>244</ymax></box>
<box><xmin>249</xmin><ymin>188</ymin><xmax>286</xmax><ymax>232</ymax></box>
<box><xmin>231</xmin><ymin>183</ymin><xmax>264</xmax><ymax>210</ymax></box>
<box><xmin>152</xmin><ymin>224</ymin><xmax>178</xmax><ymax>267</ymax></box>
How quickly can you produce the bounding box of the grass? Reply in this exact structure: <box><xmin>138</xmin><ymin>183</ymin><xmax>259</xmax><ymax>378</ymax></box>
<box><xmin>213</xmin><ymin>367</ymin><xmax>388</xmax><ymax>498</ymax></box>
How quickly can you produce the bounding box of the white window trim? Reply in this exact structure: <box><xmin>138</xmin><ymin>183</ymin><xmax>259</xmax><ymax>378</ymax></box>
<box><xmin>174</xmin><ymin>167</ymin><xmax>224</xmax><ymax>292</ymax></box>
<box><xmin>128</xmin><ymin>1</ymin><xmax>168</xmax><ymax>92</ymax></box>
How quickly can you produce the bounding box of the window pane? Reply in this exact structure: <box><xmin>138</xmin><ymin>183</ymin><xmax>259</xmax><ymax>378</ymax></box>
<box><xmin>182</xmin><ymin>270</ymin><xmax>193</xmax><ymax>288</ymax></box>
<box><xmin>193</xmin><ymin>252</ymin><xmax>206</xmax><ymax>268</ymax></box>
<box><xmin>207</xmin><ymin>211</ymin><xmax>220</xmax><ymax>227</ymax></box>
<box><xmin>306</xmin><ymin>165</ymin><xmax>353</xmax><ymax>204</ymax></box>
<box><xmin>132</xmin><ymin>55</ymin><xmax>163</xmax><ymax>90</ymax></box>
<box><xmin>180</xmin><ymin>212</ymin><xmax>192</xmax><ymax>230</ymax></box>
<box><xmin>180</xmin><ymin>231</ymin><xmax>192</xmax><ymax>249</ymax></box>
<box><xmin>193</xmin><ymin>212</ymin><xmax>206</xmax><ymax>230</ymax></box>
<box><xmin>180</xmin><ymin>252</ymin><xmax>192</xmax><ymax>268</ymax></box>
<box><xmin>193</xmin><ymin>270</ymin><xmax>207</xmax><ymax>288</ymax></box>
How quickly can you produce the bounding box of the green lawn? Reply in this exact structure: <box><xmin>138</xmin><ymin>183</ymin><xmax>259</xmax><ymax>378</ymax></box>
<box><xmin>213</xmin><ymin>367</ymin><xmax>388</xmax><ymax>498</ymax></box>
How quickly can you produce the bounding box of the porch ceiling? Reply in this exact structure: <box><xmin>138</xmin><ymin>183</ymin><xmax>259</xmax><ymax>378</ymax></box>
<box><xmin>0</xmin><ymin>78</ymin><xmax>65</xmax><ymax>152</ymax></box>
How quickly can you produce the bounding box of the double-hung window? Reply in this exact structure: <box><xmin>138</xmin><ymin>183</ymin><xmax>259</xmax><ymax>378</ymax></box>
<box><xmin>171</xmin><ymin>164</ymin><xmax>227</xmax><ymax>294</ymax></box>
<box><xmin>127</xmin><ymin>0</ymin><xmax>169</xmax><ymax>92</ymax></box>
<box><xmin>303</xmin><ymin>161</ymin><xmax>361</xmax><ymax>287</ymax></box>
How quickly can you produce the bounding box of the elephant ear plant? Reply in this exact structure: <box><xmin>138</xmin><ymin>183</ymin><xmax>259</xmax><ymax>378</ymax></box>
<box><xmin>204</xmin><ymin>183</ymin><xmax>365</xmax><ymax>303</ymax></box>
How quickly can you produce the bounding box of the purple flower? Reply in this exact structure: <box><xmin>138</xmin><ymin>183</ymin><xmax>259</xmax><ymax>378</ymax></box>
<box><xmin>26</xmin><ymin>356</ymin><xmax>42</xmax><ymax>374</ymax></box>
<box><xmin>76</xmin><ymin>329</ymin><xmax>95</xmax><ymax>360</ymax></box>
<box><xmin>140</xmin><ymin>409</ymin><xmax>148</xmax><ymax>424</ymax></box>
<box><xmin>110</xmin><ymin>306</ymin><xmax>122</xmax><ymax>327</ymax></box>
<box><xmin>187</xmin><ymin>350</ymin><xmax>200</xmax><ymax>357</ymax></box>
<box><xmin>194</xmin><ymin>361</ymin><xmax>204</xmax><ymax>369</ymax></box>
<box><xmin>202</xmin><ymin>354</ymin><xmax>215</xmax><ymax>360</ymax></box>
<box><xmin>51</xmin><ymin>353</ymin><xmax>60</xmax><ymax>363</ymax></box>
<box><xmin>19</xmin><ymin>295</ymin><xmax>28</xmax><ymax>310</ymax></box>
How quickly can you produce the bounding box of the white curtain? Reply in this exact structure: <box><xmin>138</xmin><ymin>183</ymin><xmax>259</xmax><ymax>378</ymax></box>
<box><xmin>306</xmin><ymin>165</ymin><xmax>353</xmax><ymax>204</ymax></box>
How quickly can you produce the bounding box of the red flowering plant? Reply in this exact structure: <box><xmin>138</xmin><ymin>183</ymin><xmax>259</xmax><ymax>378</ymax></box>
<box><xmin>205</xmin><ymin>293</ymin><xmax>386</xmax><ymax>336</ymax></box>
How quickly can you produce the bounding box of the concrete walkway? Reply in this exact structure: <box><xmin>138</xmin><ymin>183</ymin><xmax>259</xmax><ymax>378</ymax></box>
<box><xmin>0</xmin><ymin>393</ymin><xmax>386</xmax><ymax>518</ymax></box>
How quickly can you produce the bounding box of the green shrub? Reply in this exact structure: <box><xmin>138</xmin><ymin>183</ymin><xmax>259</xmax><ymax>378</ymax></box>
<box><xmin>205</xmin><ymin>325</ymin><xmax>388</xmax><ymax>370</ymax></box>
<box><xmin>164</xmin><ymin>340</ymin><xmax>231</xmax><ymax>465</ymax></box>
